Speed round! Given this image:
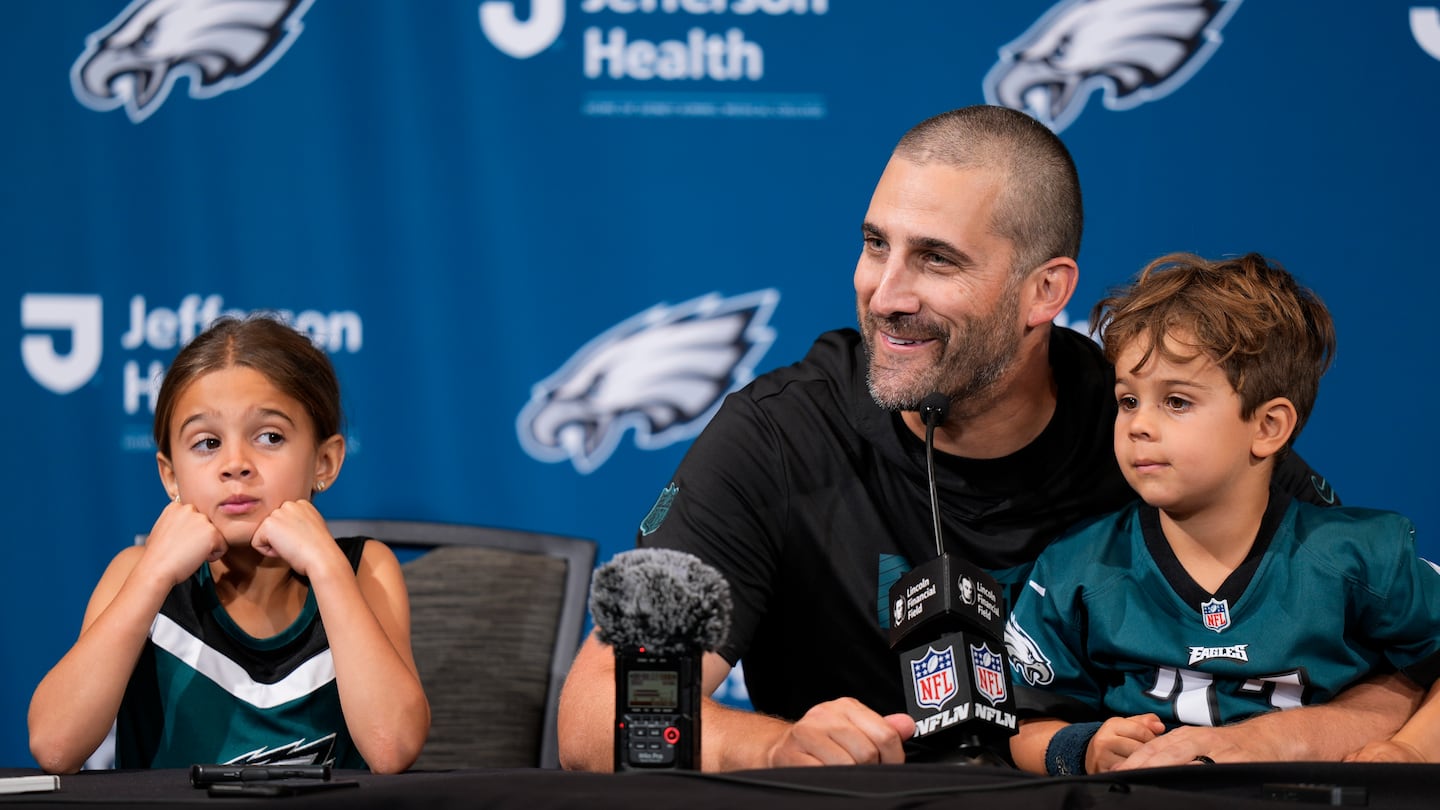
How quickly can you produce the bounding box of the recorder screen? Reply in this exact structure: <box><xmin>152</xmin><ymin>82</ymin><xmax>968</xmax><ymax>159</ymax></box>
<box><xmin>627</xmin><ymin>670</ymin><xmax>679</xmax><ymax>710</ymax></box>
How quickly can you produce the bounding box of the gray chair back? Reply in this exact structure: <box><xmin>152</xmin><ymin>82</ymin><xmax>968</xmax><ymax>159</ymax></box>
<box><xmin>327</xmin><ymin>519</ymin><xmax>595</xmax><ymax>769</ymax></box>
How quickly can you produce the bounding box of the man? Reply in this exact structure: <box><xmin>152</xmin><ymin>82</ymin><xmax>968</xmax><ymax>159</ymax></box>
<box><xmin>556</xmin><ymin>106</ymin><xmax>1418</xmax><ymax>771</ymax></box>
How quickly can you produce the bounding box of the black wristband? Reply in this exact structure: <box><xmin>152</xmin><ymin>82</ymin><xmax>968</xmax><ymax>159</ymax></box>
<box><xmin>1045</xmin><ymin>721</ymin><xmax>1103</xmax><ymax>776</ymax></box>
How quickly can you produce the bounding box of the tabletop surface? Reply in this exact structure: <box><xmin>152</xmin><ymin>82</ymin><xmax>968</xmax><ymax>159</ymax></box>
<box><xmin>0</xmin><ymin>762</ymin><xmax>1434</xmax><ymax>809</ymax></box>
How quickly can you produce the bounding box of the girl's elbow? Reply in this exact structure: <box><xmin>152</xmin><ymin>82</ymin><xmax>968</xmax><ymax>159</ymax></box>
<box><xmin>365</xmin><ymin>734</ymin><xmax>425</xmax><ymax>775</ymax></box>
<box><xmin>363</xmin><ymin>704</ymin><xmax>430</xmax><ymax>774</ymax></box>
<box><xmin>29</xmin><ymin>735</ymin><xmax>83</xmax><ymax>776</ymax></box>
<box><xmin>365</xmin><ymin>751</ymin><xmax>414</xmax><ymax>775</ymax></box>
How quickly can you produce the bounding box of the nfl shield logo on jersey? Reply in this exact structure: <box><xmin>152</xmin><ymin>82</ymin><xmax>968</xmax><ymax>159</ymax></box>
<box><xmin>910</xmin><ymin>646</ymin><xmax>958</xmax><ymax>711</ymax></box>
<box><xmin>1200</xmin><ymin>598</ymin><xmax>1231</xmax><ymax>633</ymax></box>
<box><xmin>970</xmin><ymin>642</ymin><xmax>1007</xmax><ymax>705</ymax></box>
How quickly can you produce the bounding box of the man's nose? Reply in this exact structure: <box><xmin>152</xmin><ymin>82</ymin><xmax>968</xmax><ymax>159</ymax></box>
<box><xmin>866</xmin><ymin>259</ymin><xmax>920</xmax><ymax>318</ymax></box>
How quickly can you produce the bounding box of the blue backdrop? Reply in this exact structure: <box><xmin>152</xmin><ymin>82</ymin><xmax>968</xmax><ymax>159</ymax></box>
<box><xmin>5</xmin><ymin>0</ymin><xmax>1438</xmax><ymax>767</ymax></box>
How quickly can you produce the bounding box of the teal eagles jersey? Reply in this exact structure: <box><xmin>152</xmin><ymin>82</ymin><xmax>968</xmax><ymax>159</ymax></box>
<box><xmin>116</xmin><ymin>538</ymin><xmax>369</xmax><ymax>769</ymax></box>
<box><xmin>1005</xmin><ymin>495</ymin><xmax>1440</xmax><ymax>727</ymax></box>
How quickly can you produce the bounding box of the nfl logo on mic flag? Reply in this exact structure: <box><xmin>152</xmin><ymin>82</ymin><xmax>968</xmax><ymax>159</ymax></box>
<box><xmin>969</xmin><ymin>642</ymin><xmax>1007</xmax><ymax>705</ymax></box>
<box><xmin>910</xmin><ymin>646</ymin><xmax>959</xmax><ymax>711</ymax></box>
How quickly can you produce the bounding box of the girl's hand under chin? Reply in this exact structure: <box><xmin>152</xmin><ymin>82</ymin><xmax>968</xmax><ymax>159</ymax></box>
<box><xmin>250</xmin><ymin>499</ymin><xmax>339</xmax><ymax>578</ymax></box>
<box><xmin>141</xmin><ymin>500</ymin><xmax>227</xmax><ymax>585</ymax></box>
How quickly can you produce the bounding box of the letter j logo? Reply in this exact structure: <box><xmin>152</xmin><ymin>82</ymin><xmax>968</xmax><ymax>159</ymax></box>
<box><xmin>21</xmin><ymin>293</ymin><xmax>103</xmax><ymax>394</ymax></box>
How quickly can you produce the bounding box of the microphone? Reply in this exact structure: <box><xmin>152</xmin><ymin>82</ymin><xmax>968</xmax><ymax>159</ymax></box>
<box><xmin>591</xmin><ymin>548</ymin><xmax>732</xmax><ymax>771</ymax></box>
<box><xmin>919</xmin><ymin>392</ymin><xmax>950</xmax><ymax>559</ymax></box>
<box><xmin>888</xmin><ymin>392</ymin><xmax>1018</xmax><ymax>764</ymax></box>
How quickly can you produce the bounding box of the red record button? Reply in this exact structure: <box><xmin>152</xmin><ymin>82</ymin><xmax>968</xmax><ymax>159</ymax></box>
<box><xmin>663</xmin><ymin>726</ymin><xmax>681</xmax><ymax>745</ymax></box>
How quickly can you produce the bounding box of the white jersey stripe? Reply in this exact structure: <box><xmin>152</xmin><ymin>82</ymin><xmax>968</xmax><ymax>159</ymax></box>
<box><xmin>149</xmin><ymin>613</ymin><xmax>336</xmax><ymax>709</ymax></box>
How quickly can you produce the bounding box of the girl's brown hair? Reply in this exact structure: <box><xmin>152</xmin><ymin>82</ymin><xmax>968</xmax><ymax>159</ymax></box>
<box><xmin>152</xmin><ymin>315</ymin><xmax>344</xmax><ymax>457</ymax></box>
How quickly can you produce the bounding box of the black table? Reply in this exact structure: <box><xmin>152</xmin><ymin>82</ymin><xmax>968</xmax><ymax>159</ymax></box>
<box><xmin>0</xmin><ymin>763</ymin><xmax>1433</xmax><ymax>809</ymax></box>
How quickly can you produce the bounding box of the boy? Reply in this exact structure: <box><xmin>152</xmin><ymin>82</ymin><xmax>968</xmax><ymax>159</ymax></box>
<box><xmin>1004</xmin><ymin>252</ymin><xmax>1440</xmax><ymax>775</ymax></box>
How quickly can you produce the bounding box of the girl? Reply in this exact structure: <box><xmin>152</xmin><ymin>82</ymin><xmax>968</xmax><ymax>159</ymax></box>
<box><xmin>28</xmin><ymin>315</ymin><xmax>429</xmax><ymax>774</ymax></box>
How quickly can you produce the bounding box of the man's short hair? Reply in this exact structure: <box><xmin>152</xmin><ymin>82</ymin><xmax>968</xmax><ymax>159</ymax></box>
<box><xmin>894</xmin><ymin>105</ymin><xmax>1082</xmax><ymax>276</ymax></box>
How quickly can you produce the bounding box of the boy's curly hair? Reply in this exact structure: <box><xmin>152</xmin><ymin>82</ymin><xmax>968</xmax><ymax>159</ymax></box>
<box><xmin>1091</xmin><ymin>252</ymin><xmax>1336</xmax><ymax>449</ymax></box>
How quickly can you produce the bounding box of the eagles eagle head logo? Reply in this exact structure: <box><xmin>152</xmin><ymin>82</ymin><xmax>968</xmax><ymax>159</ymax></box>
<box><xmin>71</xmin><ymin>0</ymin><xmax>314</xmax><ymax>123</ymax></box>
<box><xmin>1004</xmin><ymin>613</ymin><xmax>1056</xmax><ymax>687</ymax></box>
<box><xmin>983</xmin><ymin>0</ymin><xmax>1244</xmax><ymax>132</ymax></box>
<box><xmin>518</xmin><ymin>290</ymin><xmax>779</xmax><ymax>474</ymax></box>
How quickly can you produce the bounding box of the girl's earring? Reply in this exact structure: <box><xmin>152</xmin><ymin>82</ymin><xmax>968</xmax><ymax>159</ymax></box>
<box><xmin>316</xmin><ymin>481</ymin><xmax>326</xmax><ymax>491</ymax></box>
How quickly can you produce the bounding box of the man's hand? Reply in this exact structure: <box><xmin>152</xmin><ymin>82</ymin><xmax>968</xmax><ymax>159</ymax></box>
<box><xmin>764</xmin><ymin>697</ymin><xmax>914</xmax><ymax>767</ymax></box>
<box><xmin>1117</xmin><ymin>672</ymin><xmax>1423</xmax><ymax>769</ymax></box>
<box><xmin>1088</xmin><ymin>713</ymin><xmax>1165</xmax><ymax>773</ymax></box>
<box><xmin>1345</xmin><ymin>740</ymin><xmax>1426</xmax><ymax>763</ymax></box>
<box><xmin>1114</xmin><ymin>724</ymin><xmax>1255</xmax><ymax>770</ymax></box>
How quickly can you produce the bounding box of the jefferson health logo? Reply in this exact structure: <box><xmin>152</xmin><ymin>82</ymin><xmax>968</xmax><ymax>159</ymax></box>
<box><xmin>20</xmin><ymin>294</ymin><xmax>104</xmax><ymax>396</ymax></box>
<box><xmin>482</xmin><ymin>0</ymin><xmax>830</xmax><ymax>118</ymax></box>
<box><xmin>1415</xmin><ymin>7</ymin><xmax>1440</xmax><ymax>61</ymax></box>
<box><xmin>20</xmin><ymin>293</ymin><xmax>364</xmax><ymax>438</ymax></box>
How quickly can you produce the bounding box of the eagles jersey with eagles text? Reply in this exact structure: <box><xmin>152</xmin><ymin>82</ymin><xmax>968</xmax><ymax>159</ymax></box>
<box><xmin>1006</xmin><ymin>495</ymin><xmax>1440</xmax><ymax>728</ymax></box>
<box><xmin>115</xmin><ymin>537</ymin><xmax>369</xmax><ymax>769</ymax></box>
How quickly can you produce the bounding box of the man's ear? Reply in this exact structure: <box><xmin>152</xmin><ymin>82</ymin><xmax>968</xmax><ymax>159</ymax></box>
<box><xmin>1023</xmin><ymin>257</ymin><xmax>1079</xmax><ymax>328</ymax></box>
<box><xmin>1251</xmin><ymin>397</ymin><xmax>1298</xmax><ymax>459</ymax></box>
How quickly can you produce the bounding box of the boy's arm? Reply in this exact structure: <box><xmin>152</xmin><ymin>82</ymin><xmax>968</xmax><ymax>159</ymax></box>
<box><xmin>1013</xmin><ymin>715</ymin><xmax>1166</xmax><ymax>775</ymax></box>
<box><xmin>1011</xmin><ymin>718</ymin><xmax>1066</xmax><ymax>773</ymax></box>
<box><xmin>557</xmin><ymin>631</ymin><xmax>913</xmax><ymax>771</ymax></box>
<box><xmin>1117</xmin><ymin>670</ymin><xmax>1422</xmax><ymax>769</ymax></box>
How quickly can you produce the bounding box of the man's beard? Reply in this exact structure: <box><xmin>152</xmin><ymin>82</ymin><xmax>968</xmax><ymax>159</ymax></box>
<box><xmin>860</xmin><ymin>286</ymin><xmax>1023</xmax><ymax>414</ymax></box>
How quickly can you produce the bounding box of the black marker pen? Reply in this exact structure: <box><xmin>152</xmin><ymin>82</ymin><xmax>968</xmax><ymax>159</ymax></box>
<box><xmin>190</xmin><ymin>764</ymin><xmax>331</xmax><ymax>787</ymax></box>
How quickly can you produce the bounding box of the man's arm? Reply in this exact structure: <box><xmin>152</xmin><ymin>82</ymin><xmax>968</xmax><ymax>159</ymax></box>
<box><xmin>1117</xmin><ymin>671</ymin><xmax>1423</xmax><ymax>769</ymax></box>
<box><xmin>1347</xmin><ymin>678</ymin><xmax>1440</xmax><ymax>762</ymax></box>
<box><xmin>556</xmin><ymin>631</ymin><xmax>913</xmax><ymax>771</ymax></box>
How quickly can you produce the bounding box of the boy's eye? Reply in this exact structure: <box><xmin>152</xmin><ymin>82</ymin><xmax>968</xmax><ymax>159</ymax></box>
<box><xmin>191</xmin><ymin>437</ymin><xmax>220</xmax><ymax>452</ymax></box>
<box><xmin>258</xmin><ymin>432</ymin><xmax>284</xmax><ymax>446</ymax></box>
<box><xmin>1163</xmin><ymin>396</ymin><xmax>1192</xmax><ymax>412</ymax></box>
<box><xmin>1117</xmin><ymin>395</ymin><xmax>1138</xmax><ymax>410</ymax></box>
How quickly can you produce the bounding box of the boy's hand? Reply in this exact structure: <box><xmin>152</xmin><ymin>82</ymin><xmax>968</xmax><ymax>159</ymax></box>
<box><xmin>138</xmin><ymin>500</ymin><xmax>226</xmax><ymax>586</ymax></box>
<box><xmin>1088</xmin><ymin>713</ymin><xmax>1165</xmax><ymax>773</ymax></box>
<box><xmin>251</xmin><ymin>500</ymin><xmax>339</xmax><ymax>577</ymax></box>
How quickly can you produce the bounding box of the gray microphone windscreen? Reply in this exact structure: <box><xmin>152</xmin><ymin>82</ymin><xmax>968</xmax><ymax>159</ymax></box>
<box><xmin>590</xmin><ymin>548</ymin><xmax>732</xmax><ymax>656</ymax></box>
